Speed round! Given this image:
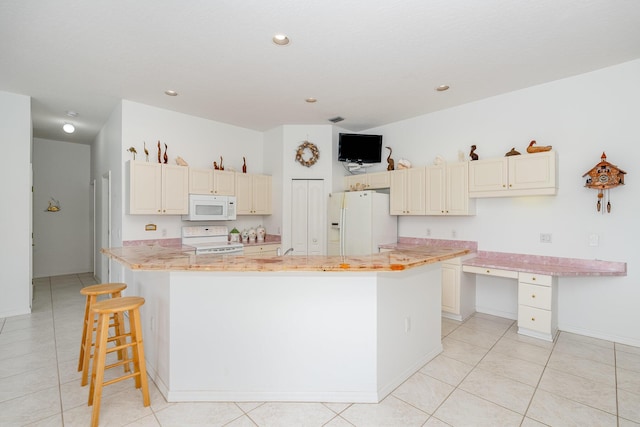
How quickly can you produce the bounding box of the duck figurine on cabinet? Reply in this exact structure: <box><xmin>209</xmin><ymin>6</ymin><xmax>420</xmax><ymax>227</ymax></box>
<box><xmin>526</xmin><ymin>140</ymin><xmax>552</xmax><ymax>153</ymax></box>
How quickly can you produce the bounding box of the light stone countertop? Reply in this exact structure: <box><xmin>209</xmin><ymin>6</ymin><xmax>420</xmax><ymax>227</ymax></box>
<box><xmin>101</xmin><ymin>244</ymin><xmax>471</xmax><ymax>272</ymax></box>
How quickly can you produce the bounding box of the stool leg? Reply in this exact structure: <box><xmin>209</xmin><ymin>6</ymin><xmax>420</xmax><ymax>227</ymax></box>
<box><xmin>129</xmin><ymin>308</ymin><xmax>150</xmax><ymax>406</ymax></box>
<box><xmin>77</xmin><ymin>294</ymin><xmax>92</xmax><ymax>372</ymax></box>
<box><xmin>89</xmin><ymin>312</ymin><xmax>110</xmax><ymax>427</ymax></box>
<box><xmin>81</xmin><ymin>295</ymin><xmax>98</xmax><ymax>386</ymax></box>
<box><xmin>112</xmin><ymin>300</ymin><xmax>131</xmax><ymax>374</ymax></box>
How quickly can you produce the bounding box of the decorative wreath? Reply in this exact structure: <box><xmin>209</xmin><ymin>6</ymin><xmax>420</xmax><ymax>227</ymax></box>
<box><xmin>295</xmin><ymin>140</ymin><xmax>320</xmax><ymax>167</ymax></box>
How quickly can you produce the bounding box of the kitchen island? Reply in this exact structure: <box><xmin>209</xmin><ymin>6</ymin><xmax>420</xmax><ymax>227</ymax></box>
<box><xmin>102</xmin><ymin>245</ymin><xmax>469</xmax><ymax>403</ymax></box>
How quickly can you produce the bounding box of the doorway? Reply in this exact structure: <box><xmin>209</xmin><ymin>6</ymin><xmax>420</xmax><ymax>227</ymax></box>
<box><xmin>100</xmin><ymin>171</ymin><xmax>112</xmax><ymax>282</ymax></box>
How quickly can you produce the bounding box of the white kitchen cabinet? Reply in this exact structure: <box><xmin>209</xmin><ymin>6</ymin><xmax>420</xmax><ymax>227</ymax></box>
<box><xmin>291</xmin><ymin>179</ymin><xmax>325</xmax><ymax>255</ymax></box>
<box><xmin>343</xmin><ymin>171</ymin><xmax>390</xmax><ymax>191</ymax></box>
<box><xmin>188</xmin><ymin>168</ymin><xmax>235</xmax><ymax>195</ymax></box>
<box><xmin>469</xmin><ymin>151</ymin><xmax>557</xmax><ymax>198</ymax></box>
<box><xmin>236</xmin><ymin>173</ymin><xmax>272</xmax><ymax>215</ymax></box>
<box><xmin>128</xmin><ymin>161</ymin><xmax>188</xmax><ymax>215</ymax></box>
<box><xmin>389</xmin><ymin>167</ymin><xmax>426</xmax><ymax>215</ymax></box>
<box><xmin>517</xmin><ymin>272</ymin><xmax>558</xmax><ymax>341</ymax></box>
<box><xmin>425</xmin><ymin>162</ymin><xmax>475</xmax><ymax>216</ymax></box>
<box><xmin>441</xmin><ymin>256</ymin><xmax>476</xmax><ymax>321</ymax></box>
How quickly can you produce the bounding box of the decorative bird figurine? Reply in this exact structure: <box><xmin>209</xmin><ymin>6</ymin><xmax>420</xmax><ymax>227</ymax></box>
<box><xmin>157</xmin><ymin>141</ymin><xmax>161</xmax><ymax>163</ymax></box>
<box><xmin>219</xmin><ymin>156</ymin><xmax>224</xmax><ymax>170</ymax></box>
<box><xmin>386</xmin><ymin>146</ymin><xmax>395</xmax><ymax>171</ymax></box>
<box><xmin>469</xmin><ymin>145</ymin><xmax>479</xmax><ymax>161</ymax></box>
<box><xmin>144</xmin><ymin>142</ymin><xmax>149</xmax><ymax>162</ymax></box>
<box><xmin>127</xmin><ymin>146</ymin><xmax>137</xmax><ymax>160</ymax></box>
<box><xmin>526</xmin><ymin>140</ymin><xmax>552</xmax><ymax>153</ymax></box>
<box><xmin>242</xmin><ymin>157</ymin><xmax>247</xmax><ymax>173</ymax></box>
<box><xmin>163</xmin><ymin>143</ymin><xmax>168</xmax><ymax>164</ymax></box>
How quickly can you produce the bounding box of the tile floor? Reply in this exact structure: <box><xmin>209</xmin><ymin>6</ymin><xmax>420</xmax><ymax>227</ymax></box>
<box><xmin>1</xmin><ymin>273</ymin><xmax>639</xmax><ymax>426</ymax></box>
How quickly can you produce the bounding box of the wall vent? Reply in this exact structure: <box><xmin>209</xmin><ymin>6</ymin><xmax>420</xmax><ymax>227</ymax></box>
<box><xmin>328</xmin><ymin>116</ymin><xmax>344</xmax><ymax>123</ymax></box>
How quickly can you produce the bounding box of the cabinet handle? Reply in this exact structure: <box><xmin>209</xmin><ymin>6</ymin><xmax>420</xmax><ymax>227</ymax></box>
<box><xmin>509</xmin><ymin>184</ymin><xmax>512</xmax><ymax>187</ymax></box>
<box><xmin>531</xmin><ymin>317</ymin><xmax>536</xmax><ymax>321</ymax></box>
<box><xmin>502</xmin><ymin>184</ymin><xmax>506</xmax><ymax>188</ymax></box>
<box><xmin>486</xmin><ymin>269</ymin><xmax>490</xmax><ymax>273</ymax></box>
<box><xmin>531</xmin><ymin>294</ymin><xmax>536</xmax><ymax>298</ymax></box>
<box><xmin>532</xmin><ymin>277</ymin><xmax>536</xmax><ymax>281</ymax></box>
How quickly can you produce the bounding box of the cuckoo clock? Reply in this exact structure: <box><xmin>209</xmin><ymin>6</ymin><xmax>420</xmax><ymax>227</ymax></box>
<box><xmin>582</xmin><ymin>152</ymin><xmax>626</xmax><ymax>213</ymax></box>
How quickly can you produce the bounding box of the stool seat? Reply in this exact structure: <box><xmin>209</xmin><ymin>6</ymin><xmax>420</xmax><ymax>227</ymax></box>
<box><xmin>78</xmin><ymin>283</ymin><xmax>128</xmax><ymax>387</ymax></box>
<box><xmin>80</xmin><ymin>282</ymin><xmax>127</xmax><ymax>296</ymax></box>
<box><xmin>89</xmin><ymin>296</ymin><xmax>150</xmax><ymax>427</ymax></box>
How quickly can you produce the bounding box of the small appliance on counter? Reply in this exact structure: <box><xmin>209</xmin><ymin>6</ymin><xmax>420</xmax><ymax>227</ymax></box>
<box><xmin>182</xmin><ymin>225</ymin><xmax>244</xmax><ymax>255</ymax></box>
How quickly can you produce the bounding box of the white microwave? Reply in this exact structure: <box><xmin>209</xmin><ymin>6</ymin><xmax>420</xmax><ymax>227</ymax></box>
<box><xmin>183</xmin><ymin>195</ymin><xmax>236</xmax><ymax>221</ymax></box>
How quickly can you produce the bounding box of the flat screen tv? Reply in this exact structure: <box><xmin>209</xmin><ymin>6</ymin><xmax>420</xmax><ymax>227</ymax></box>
<box><xmin>338</xmin><ymin>133</ymin><xmax>383</xmax><ymax>164</ymax></box>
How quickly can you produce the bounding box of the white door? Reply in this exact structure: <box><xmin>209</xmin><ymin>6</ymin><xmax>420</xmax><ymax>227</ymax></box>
<box><xmin>100</xmin><ymin>171</ymin><xmax>112</xmax><ymax>283</ymax></box>
<box><xmin>291</xmin><ymin>179</ymin><xmax>325</xmax><ymax>255</ymax></box>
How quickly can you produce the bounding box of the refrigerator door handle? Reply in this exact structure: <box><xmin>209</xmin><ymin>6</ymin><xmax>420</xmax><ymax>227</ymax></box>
<box><xmin>339</xmin><ymin>207</ymin><xmax>346</xmax><ymax>256</ymax></box>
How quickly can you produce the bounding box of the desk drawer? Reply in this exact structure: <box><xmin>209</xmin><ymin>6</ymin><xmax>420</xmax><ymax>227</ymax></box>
<box><xmin>518</xmin><ymin>305</ymin><xmax>551</xmax><ymax>333</ymax></box>
<box><xmin>518</xmin><ymin>272</ymin><xmax>552</xmax><ymax>286</ymax></box>
<box><xmin>462</xmin><ymin>265</ymin><xmax>518</xmax><ymax>279</ymax></box>
<box><xmin>518</xmin><ymin>283</ymin><xmax>552</xmax><ymax>310</ymax></box>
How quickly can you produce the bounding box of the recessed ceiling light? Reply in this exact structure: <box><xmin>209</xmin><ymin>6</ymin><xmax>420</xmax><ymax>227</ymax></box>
<box><xmin>305</xmin><ymin>98</ymin><xmax>317</xmax><ymax>103</ymax></box>
<box><xmin>436</xmin><ymin>85</ymin><xmax>450</xmax><ymax>92</ymax></box>
<box><xmin>62</xmin><ymin>123</ymin><xmax>75</xmax><ymax>134</ymax></box>
<box><xmin>164</xmin><ymin>90</ymin><xmax>179</xmax><ymax>96</ymax></box>
<box><xmin>272</xmin><ymin>34</ymin><xmax>290</xmax><ymax>46</ymax></box>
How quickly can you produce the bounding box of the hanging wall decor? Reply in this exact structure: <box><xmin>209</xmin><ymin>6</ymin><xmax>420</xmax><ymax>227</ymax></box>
<box><xmin>295</xmin><ymin>140</ymin><xmax>319</xmax><ymax>167</ymax></box>
<box><xmin>582</xmin><ymin>152</ymin><xmax>626</xmax><ymax>213</ymax></box>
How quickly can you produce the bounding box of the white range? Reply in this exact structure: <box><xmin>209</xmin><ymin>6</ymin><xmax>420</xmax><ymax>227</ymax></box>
<box><xmin>181</xmin><ymin>225</ymin><xmax>244</xmax><ymax>255</ymax></box>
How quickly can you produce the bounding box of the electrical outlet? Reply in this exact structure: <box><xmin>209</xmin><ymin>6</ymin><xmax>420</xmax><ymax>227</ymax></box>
<box><xmin>540</xmin><ymin>233</ymin><xmax>552</xmax><ymax>243</ymax></box>
<box><xmin>426</xmin><ymin>228</ymin><xmax>431</xmax><ymax>237</ymax></box>
<box><xmin>452</xmin><ymin>229</ymin><xmax>457</xmax><ymax>238</ymax></box>
<box><xmin>589</xmin><ymin>234</ymin><xmax>599</xmax><ymax>246</ymax></box>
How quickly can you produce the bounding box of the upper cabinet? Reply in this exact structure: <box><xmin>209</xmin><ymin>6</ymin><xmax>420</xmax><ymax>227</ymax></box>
<box><xmin>128</xmin><ymin>161</ymin><xmax>188</xmax><ymax>215</ymax></box>
<box><xmin>344</xmin><ymin>171</ymin><xmax>390</xmax><ymax>191</ymax></box>
<box><xmin>189</xmin><ymin>168</ymin><xmax>235</xmax><ymax>195</ymax></box>
<box><xmin>469</xmin><ymin>151</ymin><xmax>557</xmax><ymax>198</ymax></box>
<box><xmin>426</xmin><ymin>162</ymin><xmax>475</xmax><ymax>216</ymax></box>
<box><xmin>236</xmin><ymin>173</ymin><xmax>272</xmax><ymax>215</ymax></box>
<box><xmin>390</xmin><ymin>167</ymin><xmax>426</xmax><ymax>215</ymax></box>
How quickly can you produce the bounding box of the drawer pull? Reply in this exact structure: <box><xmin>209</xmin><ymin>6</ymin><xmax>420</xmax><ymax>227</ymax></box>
<box><xmin>531</xmin><ymin>294</ymin><xmax>536</xmax><ymax>298</ymax></box>
<box><xmin>531</xmin><ymin>317</ymin><xmax>535</xmax><ymax>322</ymax></box>
<box><xmin>486</xmin><ymin>269</ymin><xmax>490</xmax><ymax>273</ymax></box>
<box><xmin>532</xmin><ymin>277</ymin><xmax>536</xmax><ymax>281</ymax></box>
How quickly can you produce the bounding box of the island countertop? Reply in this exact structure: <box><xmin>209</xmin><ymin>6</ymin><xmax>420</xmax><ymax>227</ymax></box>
<box><xmin>101</xmin><ymin>244</ymin><xmax>471</xmax><ymax>272</ymax></box>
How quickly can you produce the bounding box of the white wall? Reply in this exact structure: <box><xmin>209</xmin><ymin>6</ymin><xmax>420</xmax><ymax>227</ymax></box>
<box><xmin>0</xmin><ymin>91</ymin><xmax>32</xmax><ymax>317</ymax></box>
<box><xmin>366</xmin><ymin>59</ymin><xmax>640</xmax><ymax>345</ymax></box>
<box><xmin>32</xmin><ymin>138</ymin><xmax>92</xmax><ymax>277</ymax></box>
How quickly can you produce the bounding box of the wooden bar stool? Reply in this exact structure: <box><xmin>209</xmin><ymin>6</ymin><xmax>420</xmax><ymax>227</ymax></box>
<box><xmin>78</xmin><ymin>283</ymin><xmax>128</xmax><ymax>387</ymax></box>
<box><xmin>88</xmin><ymin>296</ymin><xmax>150</xmax><ymax>427</ymax></box>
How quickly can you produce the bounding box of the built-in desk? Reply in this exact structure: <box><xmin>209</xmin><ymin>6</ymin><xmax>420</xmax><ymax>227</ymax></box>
<box><xmin>462</xmin><ymin>252</ymin><xmax>627</xmax><ymax>341</ymax></box>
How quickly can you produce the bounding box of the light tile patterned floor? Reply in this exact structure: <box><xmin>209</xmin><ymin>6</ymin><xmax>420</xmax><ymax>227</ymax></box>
<box><xmin>1</xmin><ymin>273</ymin><xmax>639</xmax><ymax>426</ymax></box>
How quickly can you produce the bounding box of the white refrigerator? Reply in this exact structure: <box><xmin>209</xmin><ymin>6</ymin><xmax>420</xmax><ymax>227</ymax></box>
<box><xmin>328</xmin><ymin>190</ymin><xmax>398</xmax><ymax>256</ymax></box>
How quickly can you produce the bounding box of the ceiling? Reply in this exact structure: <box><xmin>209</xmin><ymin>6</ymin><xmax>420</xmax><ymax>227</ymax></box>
<box><xmin>2</xmin><ymin>0</ymin><xmax>640</xmax><ymax>145</ymax></box>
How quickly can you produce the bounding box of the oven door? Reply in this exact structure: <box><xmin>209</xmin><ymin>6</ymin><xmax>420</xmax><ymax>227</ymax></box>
<box><xmin>183</xmin><ymin>195</ymin><xmax>230</xmax><ymax>221</ymax></box>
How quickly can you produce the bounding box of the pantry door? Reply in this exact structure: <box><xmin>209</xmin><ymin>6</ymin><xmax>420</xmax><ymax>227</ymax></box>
<box><xmin>291</xmin><ymin>179</ymin><xmax>325</xmax><ymax>255</ymax></box>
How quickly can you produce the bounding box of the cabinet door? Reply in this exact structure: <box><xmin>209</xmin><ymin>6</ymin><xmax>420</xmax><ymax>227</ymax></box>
<box><xmin>235</xmin><ymin>173</ymin><xmax>252</xmax><ymax>214</ymax></box>
<box><xmin>441</xmin><ymin>263</ymin><xmax>459</xmax><ymax>314</ymax></box>
<box><xmin>468</xmin><ymin>158</ymin><xmax>508</xmax><ymax>193</ymax></box>
<box><xmin>405</xmin><ymin>167</ymin><xmax>426</xmax><ymax>215</ymax></box>
<box><xmin>389</xmin><ymin>170</ymin><xmax>407</xmax><ymax>215</ymax></box>
<box><xmin>446</xmin><ymin>162</ymin><xmax>474</xmax><ymax>215</ymax></box>
<box><xmin>367</xmin><ymin>171</ymin><xmax>390</xmax><ymax>189</ymax></box>
<box><xmin>213</xmin><ymin>170</ymin><xmax>236</xmax><ymax>195</ymax></box>
<box><xmin>425</xmin><ymin>165</ymin><xmax>446</xmax><ymax>215</ymax></box>
<box><xmin>129</xmin><ymin>162</ymin><xmax>162</xmax><ymax>214</ymax></box>
<box><xmin>509</xmin><ymin>151</ymin><xmax>556</xmax><ymax>190</ymax></box>
<box><xmin>162</xmin><ymin>164</ymin><xmax>189</xmax><ymax>214</ymax></box>
<box><xmin>344</xmin><ymin>175</ymin><xmax>366</xmax><ymax>191</ymax></box>
<box><xmin>252</xmin><ymin>174</ymin><xmax>272</xmax><ymax>214</ymax></box>
<box><xmin>189</xmin><ymin>168</ymin><xmax>213</xmax><ymax>194</ymax></box>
